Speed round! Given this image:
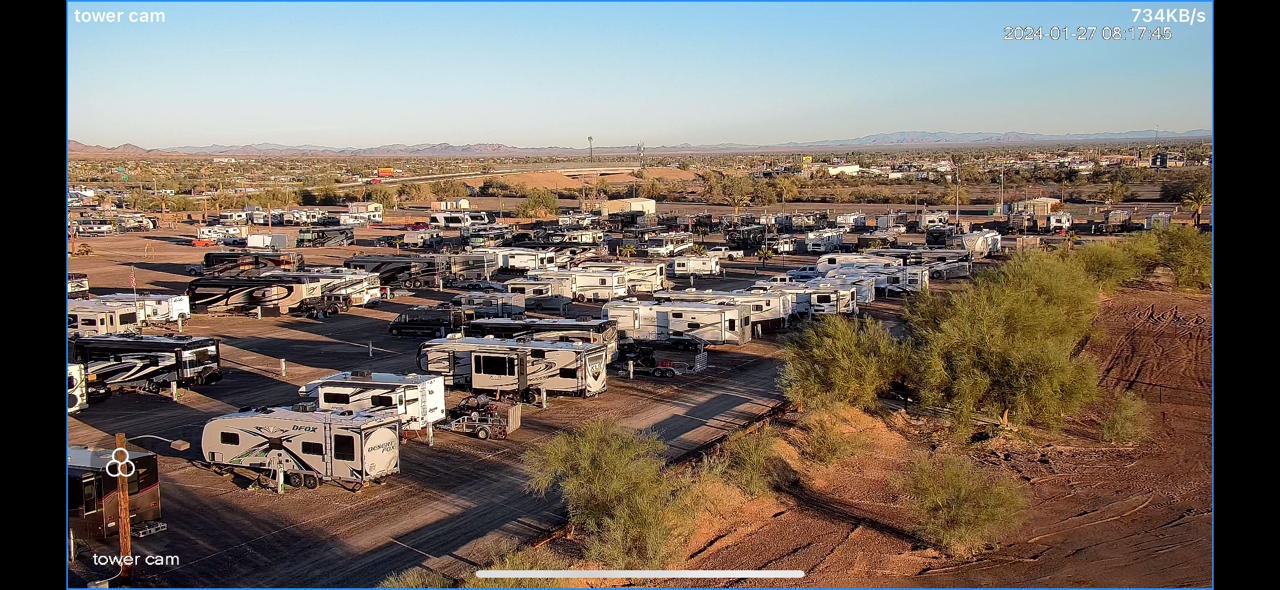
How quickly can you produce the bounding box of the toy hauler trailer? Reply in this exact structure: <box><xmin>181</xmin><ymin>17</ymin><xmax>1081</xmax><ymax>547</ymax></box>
<box><xmin>526</xmin><ymin>269</ymin><xmax>629</xmax><ymax>302</ymax></box>
<box><xmin>297</xmin><ymin>226</ymin><xmax>355</xmax><ymax>247</ymax></box>
<box><xmin>186</xmin><ymin>276</ymin><xmax>325</xmax><ymax>317</ymax></box>
<box><xmin>503</xmin><ymin>276</ymin><xmax>573</xmax><ymax>313</ymax></box>
<box><xmin>95</xmin><ymin>294</ymin><xmax>191</xmax><ymax>324</ymax></box>
<box><xmin>654</xmin><ymin>289</ymin><xmax>792</xmax><ymax>332</ymax></box>
<box><xmin>188</xmin><ymin>251</ymin><xmax>305</xmax><ymax>276</ymax></box>
<box><xmin>68</xmin><ymin>273</ymin><xmax>90</xmax><ymax>299</ymax></box>
<box><xmin>202</xmin><ymin>405</ymin><xmax>401</xmax><ymax>489</ymax></box>
<box><xmin>670</xmin><ymin>256</ymin><xmax>720</xmax><ymax>278</ymax></box>
<box><xmin>68</xmin><ymin>301</ymin><xmax>141</xmax><ymax>338</ymax></box>
<box><xmin>578</xmin><ymin>261</ymin><xmax>670</xmax><ymax>293</ymax></box>
<box><xmin>603</xmin><ymin>299</ymin><xmax>753</xmax><ymax>346</ymax></box>
<box><xmin>418</xmin><ymin>334</ymin><xmax>610</xmax><ymax>401</ymax></box>
<box><xmin>71</xmin><ymin>334</ymin><xmax>222</xmax><ymax>396</ymax></box>
<box><xmin>299</xmin><ymin>371</ymin><xmax>446</xmax><ymax>431</ymax></box>
<box><xmin>69</xmin><ymin>446</ymin><xmax>162</xmax><ymax>540</ymax></box>
<box><xmin>464</xmin><ymin>317</ymin><xmax>619</xmax><ymax>361</ymax></box>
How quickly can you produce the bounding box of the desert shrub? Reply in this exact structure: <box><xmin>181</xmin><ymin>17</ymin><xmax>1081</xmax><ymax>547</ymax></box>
<box><xmin>513</xmin><ymin>188</ymin><xmax>560</xmax><ymax>218</ymax></box>
<box><xmin>1073</xmin><ymin>242</ymin><xmax>1142</xmax><ymax>290</ymax></box>
<box><xmin>1157</xmin><ymin>224</ymin><xmax>1212</xmax><ymax>290</ymax></box>
<box><xmin>378</xmin><ymin>568</ymin><xmax>455</xmax><ymax>588</ymax></box>
<box><xmin>1100</xmin><ymin>391</ymin><xmax>1152</xmax><ymax>444</ymax></box>
<box><xmin>1119</xmin><ymin>230</ymin><xmax>1162</xmax><ymax>271</ymax></box>
<box><xmin>460</xmin><ymin>544</ymin><xmax>566</xmax><ymax>589</ymax></box>
<box><xmin>798</xmin><ymin>413</ymin><xmax>864</xmax><ymax>465</ymax></box>
<box><xmin>720</xmin><ymin>426</ymin><xmax>779</xmax><ymax>496</ymax></box>
<box><xmin>897</xmin><ymin>454</ymin><xmax>1025</xmax><ymax>555</ymax></box>
<box><xmin>779</xmin><ymin>316</ymin><xmax>907</xmax><ymax>412</ymax></box>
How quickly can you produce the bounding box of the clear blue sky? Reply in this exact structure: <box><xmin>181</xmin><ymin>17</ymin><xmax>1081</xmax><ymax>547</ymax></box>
<box><xmin>67</xmin><ymin>2</ymin><xmax>1213</xmax><ymax>149</ymax></box>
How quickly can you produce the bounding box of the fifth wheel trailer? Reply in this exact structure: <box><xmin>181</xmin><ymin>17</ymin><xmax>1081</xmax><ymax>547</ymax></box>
<box><xmin>418</xmin><ymin>335</ymin><xmax>610</xmax><ymax>401</ymax></box>
<box><xmin>463</xmin><ymin>317</ymin><xmax>619</xmax><ymax>361</ymax></box>
<box><xmin>299</xmin><ymin>371</ymin><xmax>446</xmax><ymax>431</ymax></box>
<box><xmin>186</xmin><ymin>276</ymin><xmax>325</xmax><ymax>317</ymax></box>
<box><xmin>603</xmin><ymin>299</ymin><xmax>753</xmax><ymax>346</ymax></box>
<box><xmin>654</xmin><ymin>289</ymin><xmax>792</xmax><ymax>332</ymax></box>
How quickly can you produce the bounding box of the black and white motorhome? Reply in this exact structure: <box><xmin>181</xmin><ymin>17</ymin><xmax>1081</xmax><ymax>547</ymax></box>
<box><xmin>299</xmin><ymin>371</ymin><xmax>446</xmax><ymax>431</ymax></box>
<box><xmin>388</xmin><ymin>305</ymin><xmax>477</xmax><ymax>338</ymax></box>
<box><xmin>654</xmin><ymin>289</ymin><xmax>792</xmax><ymax>332</ymax></box>
<box><xmin>71</xmin><ymin>334</ymin><xmax>223</xmax><ymax>395</ymax></box>
<box><xmin>503</xmin><ymin>276</ymin><xmax>573</xmax><ymax>313</ymax></box>
<box><xmin>296</xmin><ymin>226</ymin><xmax>355</xmax><ymax>247</ymax></box>
<box><xmin>417</xmin><ymin>335</ymin><xmax>610</xmax><ymax>401</ymax></box>
<box><xmin>603</xmin><ymin>299</ymin><xmax>753</xmax><ymax>346</ymax></box>
<box><xmin>68</xmin><ymin>301</ymin><xmax>141</xmax><ymax>338</ymax></box>
<box><xmin>188</xmin><ymin>251</ymin><xmax>306</xmax><ymax>277</ymax></box>
<box><xmin>464</xmin><ymin>317</ymin><xmax>619</xmax><ymax>361</ymax></box>
<box><xmin>344</xmin><ymin>254</ymin><xmax>443</xmax><ymax>288</ymax></box>
<box><xmin>202</xmin><ymin>405</ymin><xmax>401</xmax><ymax>489</ymax></box>
<box><xmin>186</xmin><ymin>276</ymin><xmax>325</xmax><ymax>317</ymax></box>
<box><xmin>68</xmin><ymin>364</ymin><xmax>88</xmax><ymax>414</ymax></box>
<box><xmin>68</xmin><ymin>446</ymin><xmax>162</xmax><ymax>540</ymax></box>
<box><xmin>578</xmin><ymin>261</ymin><xmax>670</xmax><ymax>293</ymax></box>
<box><xmin>68</xmin><ymin>273</ymin><xmax>90</xmax><ymax>300</ymax></box>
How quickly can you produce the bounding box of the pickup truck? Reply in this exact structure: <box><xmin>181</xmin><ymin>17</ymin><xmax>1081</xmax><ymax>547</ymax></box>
<box><xmin>786</xmin><ymin>266</ymin><xmax>820</xmax><ymax>279</ymax></box>
<box><xmin>706</xmin><ymin>246</ymin><xmax>744</xmax><ymax>260</ymax></box>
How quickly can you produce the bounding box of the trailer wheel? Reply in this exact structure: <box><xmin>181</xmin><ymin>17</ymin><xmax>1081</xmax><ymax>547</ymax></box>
<box><xmin>303</xmin><ymin>474</ymin><xmax>318</xmax><ymax>489</ymax></box>
<box><xmin>287</xmin><ymin>472</ymin><xmax>303</xmax><ymax>488</ymax></box>
<box><xmin>390</xmin><ymin>328</ymin><xmax>401</xmax><ymax>337</ymax></box>
<box><xmin>476</xmin><ymin>427</ymin><xmax>491</xmax><ymax>440</ymax></box>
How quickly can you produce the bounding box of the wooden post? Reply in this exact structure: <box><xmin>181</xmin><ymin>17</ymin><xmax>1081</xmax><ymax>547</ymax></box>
<box><xmin>114</xmin><ymin>433</ymin><xmax>133</xmax><ymax>584</ymax></box>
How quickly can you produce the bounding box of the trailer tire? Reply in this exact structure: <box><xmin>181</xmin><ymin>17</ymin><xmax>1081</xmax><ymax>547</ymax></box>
<box><xmin>303</xmin><ymin>474</ymin><xmax>318</xmax><ymax>489</ymax></box>
<box><xmin>287</xmin><ymin>472</ymin><xmax>303</xmax><ymax>488</ymax></box>
<box><xmin>390</xmin><ymin>328</ymin><xmax>401</xmax><ymax>337</ymax></box>
<box><xmin>476</xmin><ymin>427</ymin><xmax>491</xmax><ymax>440</ymax></box>
<box><xmin>575</xmin><ymin>294</ymin><xmax>586</xmax><ymax>303</ymax></box>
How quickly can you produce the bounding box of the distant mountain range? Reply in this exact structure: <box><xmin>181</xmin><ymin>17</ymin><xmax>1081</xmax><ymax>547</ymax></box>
<box><xmin>68</xmin><ymin>129</ymin><xmax>1212</xmax><ymax>157</ymax></box>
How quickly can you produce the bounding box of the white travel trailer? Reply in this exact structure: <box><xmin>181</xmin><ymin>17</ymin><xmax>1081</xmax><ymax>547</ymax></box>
<box><xmin>73</xmin><ymin>219</ymin><xmax>116</xmax><ymax>237</ymax></box>
<box><xmin>669</xmin><ymin>256</ymin><xmax>720</xmax><ymax>278</ymax></box>
<box><xmin>948</xmin><ymin>231</ymin><xmax>1002</xmax><ymax>259</ymax></box>
<box><xmin>578</xmin><ymin>261</ymin><xmax>670</xmax><ymax>293</ymax></box>
<box><xmin>299</xmin><ymin>371</ymin><xmax>446</xmax><ymax>431</ymax></box>
<box><xmin>545</xmin><ymin>229</ymin><xmax>606</xmax><ymax>245</ymax></box>
<box><xmin>527</xmin><ymin>269</ymin><xmax>629</xmax><ymax>302</ymax></box>
<box><xmin>921</xmin><ymin>211</ymin><xmax>950</xmax><ymax>228</ymax></box>
<box><xmin>810</xmin><ymin>275</ymin><xmax>878</xmax><ymax>304</ymax></box>
<box><xmin>247</xmin><ymin>234</ymin><xmax>297</xmax><ymax>250</ymax></box>
<box><xmin>805</xmin><ymin>229</ymin><xmax>845</xmax><ymax>253</ymax></box>
<box><xmin>761</xmin><ymin>283</ymin><xmax>857</xmax><ymax>317</ymax></box>
<box><xmin>503</xmin><ymin>276</ymin><xmax>573</xmax><ymax>313</ymax></box>
<box><xmin>347</xmin><ymin>202</ymin><xmax>384</xmax><ymax>223</ymax></box>
<box><xmin>95</xmin><ymin>294</ymin><xmax>192</xmax><ymax>323</ymax></box>
<box><xmin>644</xmin><ymin>232</ymin><xmax>695</xmax><ymax>257</ymax></box>
<box><xmin>1145</xmin><ymin>212</ymin><xmax>1172</xmax><ymax>230</ymax></box>
<box><xmin>835</xmin><ymin>213</ymin><xmax>867</xmax><ymax>232</ymax></box>
<box><xmin>284</xmin><ymin>209</ymin><xmax>326</xmax><ymax>226</ymax></box>
<box><xmin>402</xmin><ymin>229</ymin><xmax>445</xmax><ymax>248</ymax></box>
<box><xmin>473</xmin><ymin>248</ymin><xmax>557</xmax><ymax>273</ymax></box>
<box><xmin>429</xmin><ymin>212</ymin><xmax>478</xmax><ymax>228</ymax></box>
<box><xmin>202</xmin><ymin>405</ymin><xmax>401</xmax><ymax>489</ymax></box>
<box><xmin>417</xmin><ymin>335</ymin><xmax>609</xmax><ymax>400</ymax></box>
<box><xmin>68</xmin><ymin>301</ymin><xmax>141</xmax><ymax>338</ymax></box>
<box><xmin>815</xmin><ymin>253</ymin><xmax>903</xmax><ymax>274</ymax></box>
<box><xmin>68</xmin><ymin>364</ymin><xmax>88</xmax><ymax>414</ymax></box>
<box><xmin>1047</xmin><ymin>212</ymin><xmax>1073</xmax><ymax>232</ymax></box>
<box><xmin>218</xmin><ymin>210</ymin><xmax>250</xmax><ymax>225</ymax></box>
<box><xmin>655</xmin><ymin>289</ymin><xmax>792</xmax><ymax>332</ymax></box>
<box><xmin>198</xmin><ymin>225</ymin><xmax>245</xmax><ymax>240</ymax></box>
<box><xmin>603</xmin><ymin>299</ymin><xmax>752</xmax><ymax>346</ymax></box>
<box><xmin>464</xmin><ymin>317</ymin><xmax>619</xmax><ymax>362</ymax></box>
<box><xmin>825</xmin><ymin>266</ymin><xmax>930</xmax><ymax>295</ymax></box>
<box><xmin>765</xmin><ymin>234</ymin><xmax>798</xmax><ymax>253</ymax></box>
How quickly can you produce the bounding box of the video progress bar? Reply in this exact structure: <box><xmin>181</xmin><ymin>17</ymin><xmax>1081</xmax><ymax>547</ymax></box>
<box><xmin>477</xmin><ymin>570</ymin><xmax>804</xmax><ymax>578</ymax></box>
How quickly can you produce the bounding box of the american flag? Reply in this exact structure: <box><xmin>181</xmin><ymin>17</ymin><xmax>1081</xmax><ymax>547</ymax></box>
<box><xmin>129</xmin><ymin>267</ymin><xmax>136</xmax><ymax>288</ymax></box>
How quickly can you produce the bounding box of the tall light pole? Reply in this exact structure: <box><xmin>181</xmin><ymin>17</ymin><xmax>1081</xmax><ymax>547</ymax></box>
<box><xmin>588</xmin><ymin>136</ymin><xmax>593</xmax><ymax>162</ymax></box>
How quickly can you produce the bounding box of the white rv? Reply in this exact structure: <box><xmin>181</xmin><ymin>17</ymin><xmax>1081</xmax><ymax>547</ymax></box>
<box><xmin>670</xmin><ymin>256</ymin><xmax>720</xmax><ymax>278</ymax></box>
<box><xmin>835</xmin><ymin>213</ymin><xmax>867</xmax><ymax>232</ymax></box>
<box><xmin>402</xmin><ymin>229</ymin><xmax>445</xmax><ymax>248</ymax></box>
<box><xmin>68</xmin><ymin>364</ymin><xmax>88</xmax><ymax>414</ymax></box>
<box><xmin>260</xmin><ymin>267</ymin><xmax>386</xmax><ymax>307</ymax></box>
<box><xmin>805</xmin><ymin>229</ymin><xmax>845</xmax><ymax>253</ymax></box>
<box><xmin>761</xmin><ymin>283</ymin><xmax>857</xmax><ymax>317</ymax></box>
<box><xmin>765</xmin><ymin>234</ymin><xmax>799</xmax><ymax>253</ymax></box>
<box><xmin>429</xmin><ymin>212</ymin><xmax>477</xmax><ymax>228</ymax></box>
<box><xmin>198</xmin><ymin>225</ymin><xmax>245</xmax><ymax>240</ymax></box>
<box><xmin>644</xmin><ymin>232</ymin><xmax>695</xmax><ymax>257</ymax></box>
<box><xmin>73</xmin><ymin>219</ymin><xmax>116</xmax><ymax>237</ymax></box>
<box><xmin>949</xmin><ymin>231</ymin><xmax>1003</xmax><ymax>259</ymax></box>
<box><xmin>451</xmin><ymin>292</ymin><xmax>526</xmax><ymax>316</ymax></box>
<box><xmin>417</xmin><ymin>335</ymin><xmax>610</xmax><ymax>400</ymax></box>
<box><xmin>815</xmin><ymin>253</ymin><xmax>903</xmax><ymax>274</ymax></box>
<box><xmin>473</xmin><ymin>248</ymin><xmax>557</xmax><ymax>273</ymax></box>
<box><xmin>202</xmin><ymin>405</ymin><xmax>401</xmax><ymax>488</ymax></box>
<box><xmin>808</xmin><ymin>275</ymin><xmax>877</xmax><ymax>304</ymax></box>
<box><xmin>68</xmin><ymin>273</ymin><xmax>90</xmax><ymax>300</ymax></box>
<box><xmin>299</xmin><ymin>371</ymin><xmax>446</xmax><ymax>431</ymax></box>
<box><xmin>655</xmin><ymin>289</ymin><xmax>792</xmax><ymax>332</ymax></box>
<box><xmin>503</xmin><ymin>276</ymin><xmax>573</xmax><ymax>313</ymax></box>
<box><xmin>1145</xmin><ymin>212</ymin><xmax>1172</xmax><ymax>230</ymax></box>
<box><xmin>578</xmin><ymin>261</ymin><xmax>670</xmax><ymax>293</ymax></box>
<box><xmin>824</xmin><ymin>266</ymin><xmax>930</xmax><ymax>295</ymax></box>
<box><xmin>284</xmin><ymin>209</ymin><xmax>325</xmax><ymax>226</ymax></box>
<box><xmin>247</xmin><ymin>234</ymin><xmax>296</xmax><ymax>250</ymax></box>
<box><xmin>464</xmin><ymin>317</ymin><xmax>619</xmax><ymax>362</ymax></box>
<box><xmin>525</xmin><ymin>269</ymin><xmax>628</xmax><ymax>302</ymax></box>
<box><xmin>95</xmin><ymin>294</ymin><xmax>192</xmax><ymax>323</ymax></box>
<box><xmin>218</xmin><ymin>210</ymin><xmax>250</xmax><ymax>225</ymax></box>
<box><xmin>68</xmin><ymin>301</ymin><xmax>141</xmax><ymax>338</ymax></box>
<box><xmin>603</xmin><ymin>300</ymin><xmax>752</xmax><ymax>346</ymax></box>
<box><xmin>921</xmin><ymin>211</ymin><xmax>950</xmax><ymax>228</ymax></box>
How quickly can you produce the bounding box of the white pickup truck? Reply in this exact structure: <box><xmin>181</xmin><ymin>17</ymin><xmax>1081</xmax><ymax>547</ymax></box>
<box><xmin>706</xmin><ymin>246</ymin><xmax>744</xmax><ymax>260</ymax></box>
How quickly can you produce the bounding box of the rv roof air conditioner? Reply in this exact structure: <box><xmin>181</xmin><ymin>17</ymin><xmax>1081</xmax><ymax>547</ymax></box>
<box><xmin>446</xmin><ymin>333</ymin><xmax>464</xmax><ymax>340</ymax></box>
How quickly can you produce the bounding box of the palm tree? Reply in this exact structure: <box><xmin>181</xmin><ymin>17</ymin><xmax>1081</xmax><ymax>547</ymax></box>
<box><xmin>688</xmin><ymin>244</ymin><xmax>707</xmax><ymax>256</ymax></box>
<box><xmin>757</xmin><ymin>247</ymin><xmax>776</xmax><ymax>266</ymax></box>
<box><xmin>618</xmin><ymin>243</ymin><xmax>637</xmax><ymax>259</ymax></box>
<box><xmin>1182</xmin><ymin>186</ymin><xmax>1212</xmax><ymax>227</ymax></box>
<box><xmin>696</xmin><ymin>227</ymin><xmax>710</xmax><ymax>243</ymax></box>
<box><xmin>725</xmin><ymin>194</ymin><xmax>751</xmax><ymax>215</ymax></box>
<box><xmin>1064</xmin><ymin>230</ymin><xmax>1080</xmax><ymax>252</ymax></box>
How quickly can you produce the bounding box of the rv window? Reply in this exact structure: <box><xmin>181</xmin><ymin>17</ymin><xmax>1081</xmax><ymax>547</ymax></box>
<box><xmin>302</xmin><ymin>442</ymin><xmax>323</xmax><ymax>455</ymax></box>
<box><xmin>530</xmin><ymin>350</ymin><xmax>546</xmax><ymax>359</ymax></box>
<box><xmin>324</xmin><ymin>392</ymin><xmax>351</xmax><ymax>405</ymax></box>
<box><xmin>559</xmin><ymin>367</ymin><xmax>578</xmax><ymax>379</ymax></box>
<box><xmin>816</xmin><ymin>295</ymin><xmax>832</xmax><ymax>304</ymax></box>
<box><xmin>333</xmin><ymin>435</ymin><xmax>356</xmax><ymax>461</ymax></box>
<box><xmin>127</xmin><ymin>471</ymin><xmax>140</xmax><ymax>495</ymax></box>
<box><xmin>68</xmin><ymin>315</ymin><xmax>78</xmax><ymax>327</ymax></box>
<box><xmin>80</xmin><ymin>317</ymin><xmax>98</xmax><ymax>326</ymax></box>
<box><xmin>598</xmin><ymin>279</ymin><xmax>607</xmax><ymax>286</ymax></box>
<box><xmin>477</xmin><ymin>355</ymin><xmax>514</xmax><ymax>376</ymax></box>
<box><xmin>687</xmin><ymin>323</ymin><xmax>701</xmax><ymax>329</ymax></box>
<box><xmin>509</xmin><ymin>287</ymin><xmax>526</xmax><ymax>294</ymax></box>
<box><xmin>752</xmin><ymin>305</ymin><xmax>763</xmax><ymax>312</ymax></box>
<box><xmin>727</xmin><ymin>319</ymin><xmax>736</xmax><ymax>331</ymax></box>
<box><xmin>120</xmin><ymin>313</ymin><xmax>138</xmax><ymax>325</ymax></box>
<box><xmin>671</xmin><ymin>312</ymin><xmax>683</xmax><ymax>319</ymax></box>
<box><xmin>676</xmin><ymin>263</ymin><xmax>685</xmax><ymax>268</ymax></box>
<box><xmin>220</xmin><ymin>432</ymin><xmax>240</xmax><ymax>445</ymax></box>
<box><xmin>370</xmin><ymin>395</ymin><xmax>395</xmax><ymax>407</ymax></box>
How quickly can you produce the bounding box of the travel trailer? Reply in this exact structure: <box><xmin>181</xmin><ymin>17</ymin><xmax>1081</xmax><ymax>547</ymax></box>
<box><xmin>464</xmin><ymin>317</ymin><xmax>619</xmax><ymax>361</ymax></box>
<box><xmin>451</xmin><ymin>292</ymin><xmax>526</xmax><ymax>317</ymax></box>
<box><xmin>525</xmin><ymin>269</ymin><xmax>628</xmax><ymax>302</ymax></box>
<box><xmin>299</xmin><ymin>371</ymin><xmax>446</xmax><ymax>431</ymax></box>
<box><xmin>669</xmin><ymin>256</ymin><xmax>720</xmax><ymax>278</ymax></box>
<box><xmin>543</xmin><ymin>229</ymin><xmax>606</xmax><ymax>245</ymax></box>
<box><xmin>68</xmin><ymin>364</ymin><xmax>88</xmax><ymax>414</ymax></box>
<box><xmin>805</xmin><ymin>229</ymin><xmax>845</xmax><ymax>253</ymax></box>
<box><xmin>824</xmin><ymin>266</ymin><xmax>931</xmax><ymax>295</ymax></box>
<box><xmin>401</xmin><ymin>229</ymin><xmax>445</xmax><ymax>248</ymax></box>
<box><xmin>1145</xmin><ymin>212</ymin><xmax>1172</xmax><ymax>230</ymax></box>
<box><xmin>68</xmin><ymin>446</ymin><xmax>162</xmax><ymax>540</ymax></box>
<box><xmin>603</xmin><ymin>299</ymin><xmax>753</xmax><ymax>346</ymax></box>
<box><xmin>876</xmin><ymin>212</ymin><xmax>909</xmax><ymax>229</ymax></box>
<box><xmin>1047</xmin><ymin>212</ymin><xmax>1073</xmax><ymax>233</ymax></box>
<box><xmin>760</xmin><ymin>283</ymin><xmax>857</xmax><ymax>317</ymax></box>
<box><xmin>68</xmin><ymin>273</ymin><xmax>90</xmax><ymax>300</ymax></box>
<box><xmin>948</xmin><ymin>231</ymin><xmax>1003</xmax><ymax>259</ymax></box>
<box><xmin>247</xmin><ymin>234</ymin><xmax>297</xmax><ymax>250</ymax></box>
<box><xmin>921</xmin><ymin>211</ymin><xmax>950</xmax><ymax>228</ymax></box>
<box><xmin>807</xmin><ymin>275</ymin><xmax>878</xmax><ymax>304</ymax></box>
<box><xmin>68</xmin><ymin>301</ymin><xmax>141</xmax><ymax>338</ymax></box>
<box><xmin>473</xmin><ymin>248</ymin><xmax>557</xmax><ymax>273</ymax></box>
<box><xmin>73</xmin><ymin>219</ymin><xmax>117</xmax><ymax>237</ymax></box>
<box><xmin>296</xmin><ymin>226</ymin><xmax>355</xmax><ymax>247</ymax></box>
<box><xmin>644</xmin><ymin>232</ymin><xmax>695</xmax><ymax>257</ymax></box>
<box><xmin>283</xmin><ymin>209</ymin><xmax>325</xmax><ymax>226</ymax></box>
<box><xmin>765</xmin><ymin>234</ymin><xmax>798</xmax><ymax>253</ymax></box>
<box><xmin>578</xmin><ymin>261</ymin><xmax>670</xmax><ymax>293</ymax></box>
<box><xmin>835</xmin><ymin>213</ymin><xmax>867</xmax><ymax>232</ymax></box>
<box><xmin>417</xmin><ymin>335</ymin><xmax>610</xmax><ymax>400</ymax></box>
<box><xmin>460</xmin><ymin>223</ymin><xmax>512</xmax><ymax>238</ymax></box>
<box><xmin>95</xmin><ymin>294</ymin><xmax>191</xmax><ymax>324</ymax></box>
<box><xmin>654</xmin><ymin>289</ymin><xmax>792</xmax><ymax>332</ymax></box>
<box><xmin>503</xmin><ymin>276</ymin><xmax>573</xmax><ymax>313</ymax></box>
<box><xmin>218</xmin><ymin>210</ymin><xmax>250</xmax><ymax>225</ymax></box>
<box><xmin>70</xmin><ymin>334</ymin><xmax>223</xmax><ymax>395</ymax></box>
<box><xmin>429</xmin><ymin>212</ymin><xmax>478</xmax><ymax>228</ymax></box>
<box><xmin>188</xmin><ymin>251</ymin><xmax>305</xmax><ymax>276</ymax></box>
<box><xmin>856</xmin><ymin>231</ymin><xmax>897</xmax><ymax>251</ymax></box>
<box><xmin>186</xmin><ymin>276</ymin><xmax>326</xmax><ymax>317</ymax></box>
<box><xmin>260</xmin><ymin>267</ymin><xmax>385</xmax><ymax>309</ymax></box>
<box><xmin>197</xmin><ymin>225</ymin><xmax>245</xmax><ymax>240</ymax></box>
<box><xmin>202</xmin><ymin>405</ymin><xmax>401</xmax><ymax>488</ymax></box>
<box><xmin>814</xmin><ymin>253</ymin><xmax>903</xmax><ymax>274</ymax></box>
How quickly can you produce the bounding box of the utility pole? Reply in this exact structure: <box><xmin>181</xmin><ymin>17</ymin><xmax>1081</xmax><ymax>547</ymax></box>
<box><xmin>114</xmin><ymin>433</ymin><xmax>134</xmax><ymax>585</ymax></box>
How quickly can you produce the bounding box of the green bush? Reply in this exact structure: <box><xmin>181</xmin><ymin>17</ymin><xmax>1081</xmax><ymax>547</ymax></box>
<box><xmin>378</xmin><ymin>568</ymin><xmax>455</xmax><ymax>588</ymax></box>
<box><xmin>779</xmin><ymin>316</ymin><xmax>906</xmax><ymax>412</ymax></box>
<box><xmin>1158</xmin><ymin>224</ymin><xmax>1212</xmax><ymax>290</ymax></box>
<box><xmin>720</xmin><ymin>426</ymin><xmax>780</xmax><ymax>496</ymax></box>
<box><xmin>460</xmin><ymin>545</ymin><xmax>566</xmax><ymax>589</ymax></box>
<box><xmin>1100</xmin><ymin>391</ymin><xmax>1152</xmax><ymax>444</ymax></box>
<box><xmin>898</xmin><ymin>455</ymin><xmax>1026</xmax><ymax>555</ymax></box>
<box><xmin>1074</xmin><ymin>242</ymin><xmax>1142</xmax><ymax>290</ymax></box>
<box><xmin>798</xmin><ymin>413</ymin><xmax>864</xmax><ymax>466</ymax></box>
<box><xmin>513</xmin><ymin>188</ymin><xmax>560</xmax><ymax>218</ymax></box>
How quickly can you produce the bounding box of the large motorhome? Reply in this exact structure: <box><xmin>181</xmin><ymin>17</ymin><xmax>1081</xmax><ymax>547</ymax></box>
<box><xmin>71</xmin><ymin>334</ymin><xmax>223</xmax><ymax>395</ymax></box>
<box><xmin>68</xmin><ymin>363</ymin><xmax>88</xmax><ymax>414</ymax></box>
<box><xmin>525</xmin><ymin>269</ymin><xmax>628</xmax><ymax>302</ymax></box>
<box><xmin>261</xmin><ymin>267</ymin><xmax>385</xmax><ymax>308</ymax></box>
<box><xmin>297</xmin><ymin>226</ymin><xmax>355</xmax><ymax>247</ymax></box>
<box><xmin>68</xmin><ymin>301</ymin><xmax>141</xmax><ymax>338</ymax></box>
<box><xmin>186</xmin><ymin>276</ymin><xmax>325</xmax><ymax>317</ymax></box>
<box><xmin>429</xmin><ymin>212</ymin><xmax>478</xmax><ymax>228</ymax></box>
<box><xmin>68</xmin><ymin>273</ymin><xmax>90</xmax><ymax>299</ymax></box>
<box><xmin>190</xmin><ymin>251</ymin><xmax>305</xmax><ymax>276</ymax></box>
<box><xmin>503</xmin><ymin>276</ymin><xmax>573</xmax><ymax>313</ymax></box>
<box><xmin>95</xmin><ymin>294</ymin><xmax>191</xmax><ymax>324</ymax></box>
<box><xmin>925</xmin><ymin>224</ymin><xmax>955</xmax><ymax>246</ymax></box>
<box><xmin>299</xmin><ymin>371</ymin><xmax>446</xmax><ymax>431</ymax></box>
<box><xmin>603</xmin><ymin>299</ymin><xmax>753</xmax><ymax>346</ymax></box>
<box><xmin>644</xmin><ymin>232</ymin><xmax>695</xmax><ymax>257</ymax></box>
<box><xmin>202</xmin><ymin>405</ymin><xmax>401</xmax><ymax>488</ymax></box>
<box><xmin>805</xmin><ymin>229</ymin><xmax>845</xmax><ymax>253</ymax></box>
<box><xmin>725</xmin><ymin>224</ymin><xmax>767</xmax><ymax>248</ymax></box>
<box><xmin>654</xmin><ymin>289</ymin><xmax>792</xmax><ymax>332</ymax></box>
<box><xmin>68</xmin><ymin>446</ymin><xmax>162</xmax><ymax>540</ymax></box>
<box><xmin>417</xmin><ymin>335</ymin><xmax>610</xmax><ymax>400</ymax></box>
<box><xmin>464</xmin><ymin>317</ymin><xmax>619</xmax><ymax>361</ymax></box>
<box><xmin>451</xmin><ymin>292</ymin><xmax>526</xmax><ymax>317</ymax></box>
<box><xmin>669</xmin><ymin>256</ymin><xmax>720</xmax><ymax>278</ymax></box>
<box><xmin>473</xmin><ymin>248</ymin><xmax>557</xmax><ymax>273</ymax></box>
<box><xmin>815</xmin><ymin>253</ymin><xmax>903</xmax><ymax>274</ymax></box>
<box><xmin>388</xmin><ymin>305</ymin><xmax>491</xmax><ymax>338</ymax></box>
<box><xmin>578</xmin><ymin>261</ymin><xmax>670</xmax><ymax>293</ymax></box>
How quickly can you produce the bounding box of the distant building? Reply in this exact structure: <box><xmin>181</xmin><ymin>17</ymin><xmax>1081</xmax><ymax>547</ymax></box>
<box><xmin>212</xmin><ymin>157</ymin><xmax>236</xmax><ymax>163</ymax></box>
<box><xmin>825</xmin><ymin>164</ymin><xmax>862</xmax><ymax>176</ymax></box>
<box><xmin>599</xmin><ymin>198</ymin><xmax>656</xmax><ymax>216</ymax></box>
